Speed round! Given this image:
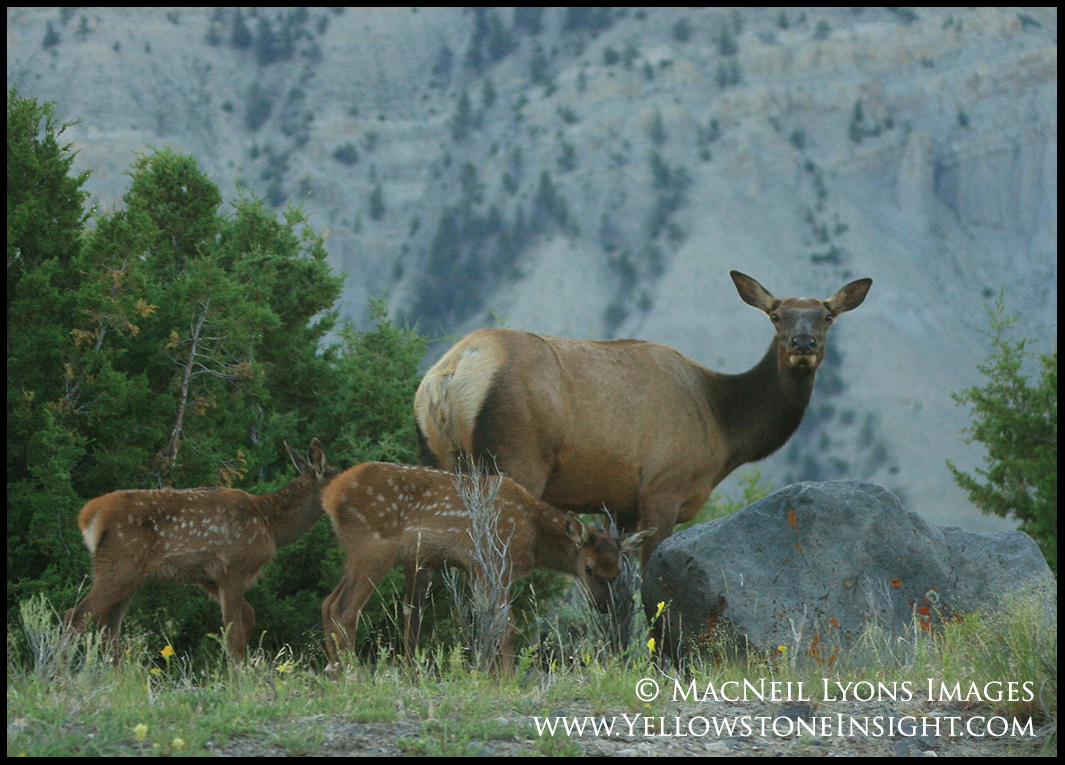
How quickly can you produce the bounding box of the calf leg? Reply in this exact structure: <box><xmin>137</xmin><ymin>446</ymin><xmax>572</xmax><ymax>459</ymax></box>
<box><xmin>323</xmin><ymin>550</ymin><xmax>397</xmax><ymax>670</ymax></box>
<box><xmin>200</xmin><ymin>580</ymin><xmax>256</xmax><ymax>661</ymax></box>
<box><xmin>64</xmin><ymin>563</ymin><xmax>145</xmax><ymax>661</ymax></box>
<box><xmin>218</xmin><ymin>581</ymin><xmax>254</xmax><ymax>661</ymax></box>
<box><xmin>402</xmin><ymin>565</ymin><xmax>430</xmax><ymax>656</ymax></box>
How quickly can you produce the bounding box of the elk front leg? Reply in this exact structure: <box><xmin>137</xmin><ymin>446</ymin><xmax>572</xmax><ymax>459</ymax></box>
<box><xmin>199</xmin><ymin>580</ymin><xmax>256</xmax><ymax>654</ymax></box>
<box><xmin>635</xmin><ymin>494</ymin><xmax>682</xmax><ymax>569</ymax></box>
<box><xmin>218</xmin><ymin>582</ymin><xmax>253</xmax><ymax>661</ymax></box>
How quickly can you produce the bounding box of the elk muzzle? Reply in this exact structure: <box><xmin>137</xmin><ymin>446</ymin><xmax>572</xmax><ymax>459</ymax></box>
<box><xmin>788</xmin><ymin>333</ymin><xmax>821</xmax><ymax>368</ymax></box>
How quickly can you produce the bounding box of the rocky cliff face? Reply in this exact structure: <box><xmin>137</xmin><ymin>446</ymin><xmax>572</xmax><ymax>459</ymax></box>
<box><xmin>7</xmin><ymin>7</ymin><xmax>1057</xmax><ymax>532</ymax></box>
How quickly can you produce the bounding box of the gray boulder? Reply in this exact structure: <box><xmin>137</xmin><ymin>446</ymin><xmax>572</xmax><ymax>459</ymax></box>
<box><xmin>642</xmin><ymin>481</ymin><xmax>1055</xmax><ymax>662</ymax></box>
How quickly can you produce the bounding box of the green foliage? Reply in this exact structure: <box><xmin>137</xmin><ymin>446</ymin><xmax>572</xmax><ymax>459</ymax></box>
<box><xmin>6</xmin><ymin>90</ymin><xmax>430</xmax><ymax>655</ymax></box>
<box><xmin>327</xmin><ymin>299</ymin><xmax>426</xmax><ymax>467</ymax></box>
<box><xmin>8</xmin><ymin>587</ymin><xmax>1056</xmax><ymax>756</ymax></box>
<box><xmin>947</xmin><ymin>299</ymin><xmax>1057</xmax><ymax>571</ymax></box>
<box><xmin>7</xmin><ymin>88</ymin><xmax>90</xmax><ymax>300</ymax></box>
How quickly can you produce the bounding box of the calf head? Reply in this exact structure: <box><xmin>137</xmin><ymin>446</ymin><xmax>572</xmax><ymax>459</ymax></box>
<box><xmin>566</xmin><ymin>512</ymin><xmax>655</xmax><ymax>612</ymax></box>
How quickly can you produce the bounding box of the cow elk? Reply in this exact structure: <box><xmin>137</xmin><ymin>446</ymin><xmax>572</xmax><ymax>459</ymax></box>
<box><xmin>414</xmin><ymin>271</ymin><xmax>872</xmax><ymax>568</ymax></box>
<box><xmin>320</xmin><ymin>461</ymin><xmax>654</xmax><ymax>671</ymax></box>
<box><xmin>63</xmin><ymin>439</ymin><xmax>335</xmax><ymax>661</ymax></box>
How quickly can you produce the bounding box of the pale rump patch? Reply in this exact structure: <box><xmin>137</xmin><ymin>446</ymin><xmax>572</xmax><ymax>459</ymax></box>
<box><xmin>81</xmin><ymin>515</ymin><xmax>104</xmax><ymax>554</ymax></box>
<box><xmin>413</xmin><ymin>330</ymin><xmax>507</xmax><ymax>466</ymax></box>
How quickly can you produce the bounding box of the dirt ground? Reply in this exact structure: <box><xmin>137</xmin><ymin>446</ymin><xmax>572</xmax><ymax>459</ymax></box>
<box><xmin>204</xmin><ymin>694</ymin><xmax>1048</xmax><ymax>757</ymax></box>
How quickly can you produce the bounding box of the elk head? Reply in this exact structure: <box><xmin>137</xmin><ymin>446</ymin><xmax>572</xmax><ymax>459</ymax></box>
<box><xmin>566</xmin><ymin>512</ymin><xmax>655</xmax><ymax>612</ymax></box>
<box><xmin>731</xmin><ymin>270</ymin><xmax>872</xmax><ymax>375</ymax></box>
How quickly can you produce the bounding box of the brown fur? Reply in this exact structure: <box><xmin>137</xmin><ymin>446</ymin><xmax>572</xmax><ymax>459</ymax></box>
<box><xmin>414</xmin><ymin>272</ymin><xmax>872</xmax><ymax>568</ymax></box>
<box><xmin>63</xmin><ymin>439</ymin><xmax>335</xmax><ymax>661</ymax></box>
<box><xmin>320</xmin><ymin>462</ymin><xmax>653</xmax><ymax>671</ymax></box>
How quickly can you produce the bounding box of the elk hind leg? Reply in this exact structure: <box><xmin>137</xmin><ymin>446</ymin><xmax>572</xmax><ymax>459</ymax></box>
<box><xmin>64</xmin><ymin>565</ymin><xmax>144</xmax><ymax>661</ymax></box>
<box><xmin>322</xmin><ymin>576</ymin><xmax>351</xmax><ymax>669</ymax></box>
<box><xmin>402</xmin><ymin>565</ymin><xmax>430</xmax><ymax>657</ymax></box>
<box><xmin>323</xmin><ymin>552</ymin><xmax>396</xmax><ymax>669</ymax></box>
<box><xmin>496</xmin><ymin>607</ymin><xmax>517</xmax><ymax>675</ymax></box>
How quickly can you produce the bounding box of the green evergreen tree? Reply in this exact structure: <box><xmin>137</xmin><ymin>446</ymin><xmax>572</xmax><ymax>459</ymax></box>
<box><xmin>7</xmin><ymin>89</ymin><xmax>89</xmax><ymax>299</ymax></box>
<box><xmin>8</xmin><ymin>90</ymin><xmax>93</xmax><ymax>615</ymax></box>
<box><xmin>368</xmin><ymin>182</ymin><xmax>385</xmax><ymax>221</ymax></box>
<box><xmin>947</xmin><ymin>299</ymin><xmax>1057</xmax><ymax>572</ymax></box>
<box><xmin>452</xmin><ymin>89</ymin><xmax>473</xmax><ymax>141</ymax></box>
<box><xmin>7</xmin><ymin>90</ymin><xmax>432</xmax><ymax>654</ymax></box>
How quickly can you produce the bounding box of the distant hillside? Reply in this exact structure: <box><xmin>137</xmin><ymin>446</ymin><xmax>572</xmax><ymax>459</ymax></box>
<box><xmin>7</xmin><ymin>7</ymin><xmax>1057</xmax><ymax>532</ymax></box>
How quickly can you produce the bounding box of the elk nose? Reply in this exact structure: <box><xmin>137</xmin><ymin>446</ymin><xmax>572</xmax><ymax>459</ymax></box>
<box><xmin>791</xmin><ymin>334</ymin><xmax>817</xmax><ymax>354</ymax></box>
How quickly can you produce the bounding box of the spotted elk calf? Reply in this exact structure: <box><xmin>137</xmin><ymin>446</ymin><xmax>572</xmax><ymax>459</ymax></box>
<box><xmin>321</xmin><ymin>462</ymin><xmax>654</xmax><ymax>671</ymax></box>
<box><xmin>63</xmin><ymin>439</ymin><xmax>335</xmax><ymax>661</ymax></box>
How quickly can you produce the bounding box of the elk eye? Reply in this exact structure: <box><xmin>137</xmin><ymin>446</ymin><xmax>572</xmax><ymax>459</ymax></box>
<box><xmin>824</xmin><ymin>314</ymin><xmax>834</xmax><ymax>324</ymax></box>
<box><xmin>770</xmin><ymin>313</ymin><xmax>781</xmax><ymax>323</ymax></box>
<box><xmin>585</xmin><ymin>565</ymin><xmax>594</xmax><ymax>576</ymax></box>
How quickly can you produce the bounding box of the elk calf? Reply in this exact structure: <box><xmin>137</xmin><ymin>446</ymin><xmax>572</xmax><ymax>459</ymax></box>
<box><xmin>64</xmin><ymin>439</ymin><xmax>335</xmax><ymax>661</ymax></box>
<box><xmin>321</xmin><ymin>462</ymin><xmax>654</xmax><ymax>670</ymax></box>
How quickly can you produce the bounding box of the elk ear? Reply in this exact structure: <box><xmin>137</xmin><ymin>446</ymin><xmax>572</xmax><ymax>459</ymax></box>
<box><xmin>308</xmin><ymin>438</ymin><xmax>328</xmax><ymax>476</ymax></box>
<box><xmin>825</xmin><ymin>278</ymin><xmax>872</xmax><ymax>314</ymax></box>
<box><xmin>285</xmin><ymin>441</ymin><xmax>312</xmax><ymax>475</ymax></box>
<box><xmin>730</xmin><ymin>271</ymin><xmax>779</xmax><ymax>314</ymax></box>
<box><xmin>620</xmin><ymin>528</ymin><xmax>657</xmax><ymax>554</ymax></box>
<box><xmin>565</xmin><ymin>512</ymin><xmax>591</xmax><ymax>547</ymax></box>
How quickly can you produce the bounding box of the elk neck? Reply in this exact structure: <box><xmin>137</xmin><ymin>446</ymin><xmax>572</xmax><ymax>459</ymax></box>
<box><xmin>708</xmin><ymin>338</ymin><xmax>815</xmax><ymax>472</ymax></box>
<box><xmin>255</xmin><ymin>475</ymin><xmax>325</xmax><ymax>548</ymax></box>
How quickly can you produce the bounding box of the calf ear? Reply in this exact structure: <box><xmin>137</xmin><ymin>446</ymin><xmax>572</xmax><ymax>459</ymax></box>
<box><xmin>620</xmin><ymin>528</ymin><xmax>657</xmax><ymax>554</ymax></box>
<box><xmin>308</xmin><ymin>438</ymin><xmax>328</xmax><ymax>475</ymax></box>
<box><xmin>565</xmin><ymin>512</ymin><xmax>592</xmax><ymax>547</ymax></box>
<box><xmin>285</xmin><ymin>441</ymin><xmax>311</xmax><ymax>475</ymax></box>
